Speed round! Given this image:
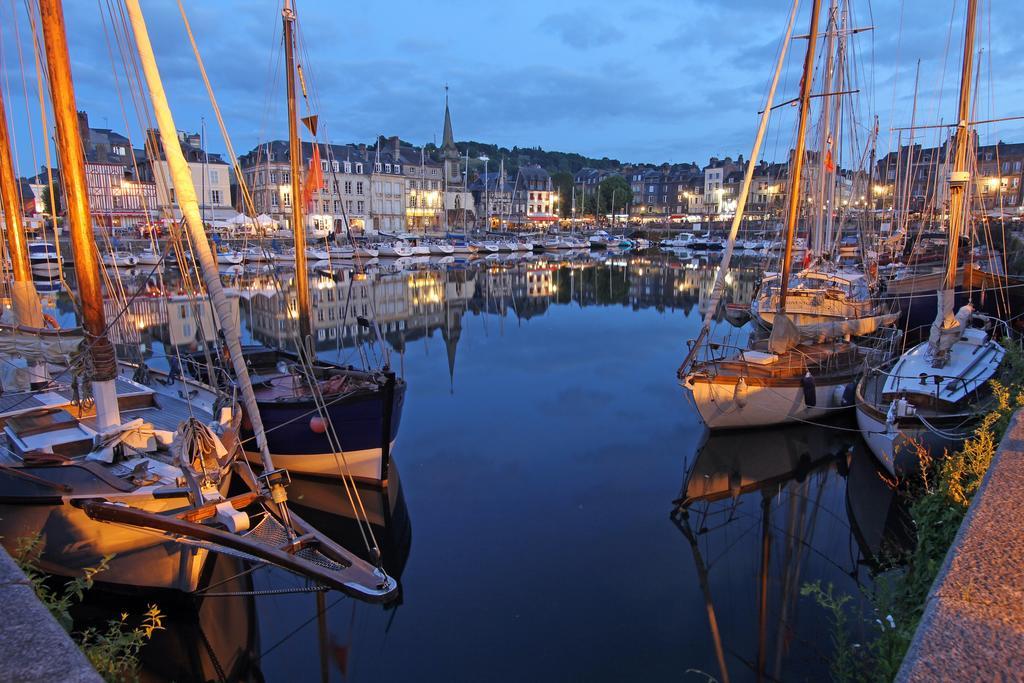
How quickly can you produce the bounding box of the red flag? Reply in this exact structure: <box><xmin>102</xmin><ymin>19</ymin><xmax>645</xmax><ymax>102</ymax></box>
<box><xmin>824</xmin><ymin>135</ymin><xmax>836</xmax><ymax>173</ymax></box>
<box><xmin>303</xmin><ymin>145</ymin><xmax>324</xmax><ymax>209</ymax></box>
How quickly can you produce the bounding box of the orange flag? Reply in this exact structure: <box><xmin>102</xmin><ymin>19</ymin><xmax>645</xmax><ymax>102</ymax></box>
<box><xmin>303</xmin><ymin>145</ymin><xmax>324</xmax><ymax>209</ymax></box>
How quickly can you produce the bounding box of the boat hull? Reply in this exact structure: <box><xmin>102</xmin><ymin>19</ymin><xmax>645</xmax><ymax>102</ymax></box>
<box><xmin>854</xmin><ymin>400</ymin><xmax>960</xmax><ymax>478</ymax></box>
<box><xmin>682</xmin><ymin>374</ymin><xmax>854</xmax><ymax>429</ymax></box>
<box><xmin>241</xmin><ymin>378</ymin><xmax>406</xmax><ymax>483</ymax></box>
<box><xmin>0</xmin><ymin>486</ymin><xmax>212</xmax><ymax>592</ymax></box>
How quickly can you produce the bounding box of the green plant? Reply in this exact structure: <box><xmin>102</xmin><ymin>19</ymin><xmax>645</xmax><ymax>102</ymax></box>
<box><xmin>13</xmin><ymin>536</ymin><xmax>164</xmax><ymax>683</ymax></box>
<box><xmin>806</xmin><ymin>349</ymin><xmax>1024</xmax><ymax>679</ymax></box>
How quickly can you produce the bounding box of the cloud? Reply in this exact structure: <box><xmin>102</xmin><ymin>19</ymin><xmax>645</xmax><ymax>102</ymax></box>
<box><xmin>540</xmin><ymin>10</ymin><xmax>623</xmax><ymax>50</ymax></box>
<box><xmin>2</xmin><ymin>0</ymin><xmax>1024</xmax><ymax>173</ymax></box>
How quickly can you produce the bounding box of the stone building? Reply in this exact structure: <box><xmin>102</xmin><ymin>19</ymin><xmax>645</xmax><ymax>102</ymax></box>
<box><xmin>140</xmin><ymin>129</ymin><xmax>233</xmax><ymax>221</ymax></box>
<box><xmin>76</xmin><ymin>111</ymin><xmax>157</xmax><ymax>230</ymax></box>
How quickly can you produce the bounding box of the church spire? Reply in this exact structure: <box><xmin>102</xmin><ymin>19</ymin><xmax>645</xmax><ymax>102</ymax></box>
<box><xmin>442</xmin><ymin>84</ymin><xmax>455</xmax><ymax>152</ymax></box>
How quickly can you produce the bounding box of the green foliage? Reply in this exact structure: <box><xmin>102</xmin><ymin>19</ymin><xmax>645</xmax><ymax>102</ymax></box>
<box><xmin>805</xmin><ymin>345</ymin><xmax>1024</xmax><ymax>679</ymax></box>
<box><xmin>14</xmin><ymin>536</ymin><xmax>164</xmax><ymax>683</ymax></box>
<box><xmin>550</xmin><ymin>172</ymin><xmax>574</xmax><ymax>217</ymax></box>
<box><xmin>599</xmin><ymin>176</ymin><xmax>633</xmax><ymax>214</ymax></box>
<box><xmin>40</xmin><ymin>183</ymin><xmax>61</xmax><ymax>216</ymax></box>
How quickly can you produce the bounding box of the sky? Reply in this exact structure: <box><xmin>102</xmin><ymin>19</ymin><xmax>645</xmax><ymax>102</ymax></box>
<box><xmin>3</xmin><ymin>0</ymin><xmax>1024</xmax><ymax>175</ymax></box>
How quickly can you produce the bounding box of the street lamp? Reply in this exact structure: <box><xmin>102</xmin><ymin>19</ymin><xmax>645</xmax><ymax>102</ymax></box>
<box><xmin>479</xmin><ymin>155</ymin><xmax>489</xmax><ymax>230</ymax></box>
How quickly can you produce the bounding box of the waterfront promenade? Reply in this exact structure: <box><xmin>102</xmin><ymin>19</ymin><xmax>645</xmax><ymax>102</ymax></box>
<box><xmin>898</xmin><ymin>410</ymin><xmax>1024</xmax><ymax>680</ymax></box>
<box><xmin>0</xmin><ymin>547</ymin><xmax>101</xmax><ymax>682</ymax></box>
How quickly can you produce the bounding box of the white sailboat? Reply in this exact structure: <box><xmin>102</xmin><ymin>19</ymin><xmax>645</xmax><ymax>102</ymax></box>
<box><xmin>680</xmin><ymin>0</ymin><xmax>902</xmax><ymax>431</ymax></box>
<box><xmin>855</xmin><ymin>0</ymin><xmax>1011</xmax><ymax>477</ymax></box>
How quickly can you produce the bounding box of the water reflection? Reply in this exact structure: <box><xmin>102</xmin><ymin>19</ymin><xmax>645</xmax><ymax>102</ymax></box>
<box><xmin>673</xmin><ymin>423</ymin><xmax>913</xmax><ymax>682</ymax></box>
<box><xmin>52</xmin><ymin>251</ymin><xmax>766</xmax><ymax>377</ymax></box>
<box><xmin>17</xmin><ymin>251</ymin><xmax>924</xmax><ymax>681</ymax></box>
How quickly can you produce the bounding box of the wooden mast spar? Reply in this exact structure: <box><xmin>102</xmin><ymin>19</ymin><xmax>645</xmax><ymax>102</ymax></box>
<box><xmin>284</xmin><ymin>0</ymin><xmax>312</xmax><ymax>348</ymax></box>
<box><xmin>121</xmin><ymin>0</ymin><xmax>292</xmax><ymax>523</ymax></box>
<box><xmin>778</xmin><ymin>0</ymin><xmax>823</xmax><ymax>314</ymax></box>
<box><xmin>940</xmin><ymin>0</ymin><xmax>977</xmax><ymax>314</ymax></box>
<box><xmin>0</xmin><ymin>76</ymin><xmax>49</xmax><ymax>388</ymax></box>
<box><xmin>39</xmin><ymin>0</ymin><xmax>121</xmax><ymax>429</ymax></box>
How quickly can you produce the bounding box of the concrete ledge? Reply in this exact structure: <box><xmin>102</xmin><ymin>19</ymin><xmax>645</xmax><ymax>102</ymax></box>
<box><xmin>0</xmin><ymin>547</ymin><xmax>102</xmax><ymax>682</ymax></box>
<box><xmin>898</xmin><ymin>410</ymin><xmax>1024</xmax><ymax>681</ymax></box>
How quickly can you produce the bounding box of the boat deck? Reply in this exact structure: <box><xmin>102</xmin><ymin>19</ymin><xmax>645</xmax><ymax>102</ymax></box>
<box><xmin>0</xmin><ymin>375</ymin><xmax>148</xmax><ymax>419</ymax></box>
<box><xmin>712</xmin><ymin>342</ymin><xmax>862</xmax><ymax>380</ymax></box>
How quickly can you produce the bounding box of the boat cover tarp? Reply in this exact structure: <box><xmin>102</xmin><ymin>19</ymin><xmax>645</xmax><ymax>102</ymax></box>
<box><xmin>769</xmin><ymin>313</ymin><xmax>801</xmax><ymax>353</ymax></box>
<box><xmin>795</xmin><ymin>313</ymin><xmax>899</xmax><ymax>342</ymax></box>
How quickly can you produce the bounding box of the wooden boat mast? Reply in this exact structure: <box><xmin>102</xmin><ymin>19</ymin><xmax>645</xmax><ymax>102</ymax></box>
<box><xmin>677</xmin><ymin>0</ymin><xmax>799</xmax><ymax>377</ymax></box>
<box><xmin>941</xmin><ymin>0</ymin><xmax>978</xmax><ymax>302</ymax></box>
<box><xmin>121</xmin><ymin>0</ymin><xmax>294</xmax><ymax>522</ymax></box>
<box><xmin>0</xmin><ymin>80</ymin><xmax>47</xmax><ymax>344</ymax></box>
<box><xmin>778</xmin><ymin>0</ymin><xmax>823</xmax><ymax>313</ymax></box>
<box><xmin>39</xmin><ymin>0</ymin><xmax>121</xmax><ymax>428</ymax></box>
<box><xmin>283</xmin><ymin>0</ymin><xmax>312</xmax><ymax>347</ymax></box>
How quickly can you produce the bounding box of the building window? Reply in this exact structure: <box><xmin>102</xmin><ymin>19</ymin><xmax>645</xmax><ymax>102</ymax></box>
<box><xmin>210</xmin><ymin>169</ymin><xmax>219</xmax><ymax>183</ymax></box>
<box><xmin>211</xmin><ymin>189</ymin><xmax>222</xmax><ymax>204</ymax></box>
<box><xmin>394</xmin><ymin>164</ymin><xmax>400</xmax><ymax>174</ymax></box>
<box><xmin>384</xmin><ymin>163</ymin><xmax>391</xmax><ymax>173</ymax></box>
<box><xmin>344</xmin><ymin>181</ymin><xmax>352</xmax><ymax>194</ymax></box>
<box><xmin>374</xmin><ymin>163</ymin><xmax>382</xmax><ymax>172</ymax></box>
<box><xmin>271</xmin><ymin>193</ymin><xmax>279</xmax><ymax>207</ymax></box>
<box><xmin>356</xmin><ymin>201</ymin><xmax>364</xmax><ymax>212</ymax></box>
<box><xmin>356</xmin><ymin>182</ymin><xmax>364</xmax><ymax>195</ymax></box>
<box><xmin>282</xmin><ymin>171</ymin><xmax>290</xmax><ymax>183</ymax></box>
<box><xmin>332</xmin><ymin>161</ymin><xmax>339</xmax><ymax>173</ymax></box>
<box><xmin>283</xmin><ymin>192</ymin><xmax>291</xmax><ymax>207</ymax></box>
<box><xmin>344</xmin><ymin>162</ymin><xmax>352</xmax><ymax>173</ymax></box>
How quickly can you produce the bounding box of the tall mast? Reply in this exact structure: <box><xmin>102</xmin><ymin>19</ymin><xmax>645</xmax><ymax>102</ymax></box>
<box><xmin>0</xmin><ymin>76</ymin><xmax>48</xmax><ymax>388</ymax></box>
<box><xmin>123</xmin><ymin>0</ymin><xmax>290</xmax><ymax>519</ymax></box>
<box><xmin>777</xmin><ymin>0</ymin><xmax>823</xmax><ymax>313</ymax></box>
<box><xmin>943</xmin><ymin>0</ymin><xmax>977</xmax><ymax>300</ymax></box>
<box><xmin>812</xmin><ymin>0</ymin><xmax>838</xmax><ymax>257</ymax></box>
<box><xmin>39</xmin><ymin>0</ymin><xmax>120</xmax><ymax>428</ymax></box>
<box><xmin>283</xmin><ymin>0</ymin><xmax>311</xmax><ymax>346</ymax></box>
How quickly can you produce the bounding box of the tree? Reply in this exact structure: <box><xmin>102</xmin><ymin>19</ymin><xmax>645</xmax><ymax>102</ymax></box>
<box><xmin>40</xmin><ymin>183</ymin><xmax>61</xmax><ymax>216</ymax></box>
<box><xmin>550</xmin><ymin>172</ymin><xmax>574</xmax><ymax>217</ymax></box>
<box><xmin>591</xmin><ymin>176</ymin><xmax>632</xmax><ymax>215</ymax></box>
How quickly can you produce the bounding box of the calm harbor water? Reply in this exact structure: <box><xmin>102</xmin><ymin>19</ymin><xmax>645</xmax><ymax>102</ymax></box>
<box><xmin>32</xmin><ymin>250</ymin><xmax>908</xmax><ymax>682</ymax></box>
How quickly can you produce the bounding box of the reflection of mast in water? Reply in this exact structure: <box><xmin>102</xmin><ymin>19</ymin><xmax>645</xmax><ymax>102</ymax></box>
<box><xmin>672</xmin><ymin>423</ymin><xmax>854</xmax><ymax>682</ymax></box>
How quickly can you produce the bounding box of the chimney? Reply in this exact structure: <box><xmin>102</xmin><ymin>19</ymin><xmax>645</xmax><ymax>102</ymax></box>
<box><xmin>390</xmin><ymin>135</ymin><xmax>400</xmax><ymax>159</ymax></box>
<box><xmin>77</xmin><ymin>111</ymin><xmax>90</xmax><ymax>145</ymax></box>
<box><xmin>358</xmin><ymin>143</ymin><xmax>367</xmax><ymax>155</ymax></box>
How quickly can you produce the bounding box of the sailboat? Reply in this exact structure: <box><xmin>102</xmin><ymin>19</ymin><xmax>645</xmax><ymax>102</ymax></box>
<box><xmin>0</xmin><ymin>0</ymin><xmax>397</xmax><ymax>601</ymax></box>
<box><xmin>854</xmin><ymin>0</ymin><xmax>1010</xmax><ymax>477</ymax></box>
<box><xmin>185</xmin><ymin>2</ymin><xmax>406</xmax><ymax>484</ymax></box>
<box><xmin>750</xmin><ymin>0</ymin><xmax>889</xmax><ymax>329</ymax></box>
<box><xmin>679</xmin><ymin>0</ymin><xmax>902</xmax><ymax>430</ymax></box>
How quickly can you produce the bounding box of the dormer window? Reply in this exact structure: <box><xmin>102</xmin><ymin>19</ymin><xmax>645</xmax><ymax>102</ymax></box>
<box><xmin>321</xmin><ymin>160</ymin><xmax>328</xmax><ymax>172</ymax></box>
<box><xmin>394</xmin><ymin>164</ymin><xmax>401</xmax><ymax>174</ymax></box>
<box><xmin>374</xmin><ymin>162</ymin><xmax>382</xmax><ymax>172</ymax></box>
<box><xmin>344</xmin><ymin>161</ymin><xmax>352</xmax><ymax>173</ymax></box>
<box><xmin>332</xmin><ymin>161</ymin><xmax>339</xmax><ymax>172</ymax></box>
<box><xmin>384</xmin><ymin>163</ymin><xmax>391</xmax><ymax>173</ymax></box>
<box><xmin>355</xmin><ymin>163</ymin><xmax>363</xmax><ymax>174</ymax></box>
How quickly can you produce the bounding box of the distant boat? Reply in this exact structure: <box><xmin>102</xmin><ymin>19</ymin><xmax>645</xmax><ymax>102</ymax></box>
<box><xmin>101</xmin><ymin>250</ymin><xmax>138</xmax><ymax>267</ymax></box>
<box><xmin>27</xmin><ymin>241</ymin><xmax>62</xmax><ymax>275</ymax></box>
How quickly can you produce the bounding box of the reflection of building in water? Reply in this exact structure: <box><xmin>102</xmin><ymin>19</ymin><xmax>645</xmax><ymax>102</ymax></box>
<box><xmin>470</xmin><ymin>264</ymin><xmax>553</xmax><ymax>320</ymax></box>
<box><xmin>625</xmin><ymin>255</ymin><xmax>762</xmax><ymax>316</ymax></box>
<box><xmin>106</xmin><ymin>293</ymin><xmax>240</xmax><ymax>350</ymax></box>
<box><xmin>245</xmin><ymin>269</ymin><xmax>477</xmax><ymax>357</ymax></box>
